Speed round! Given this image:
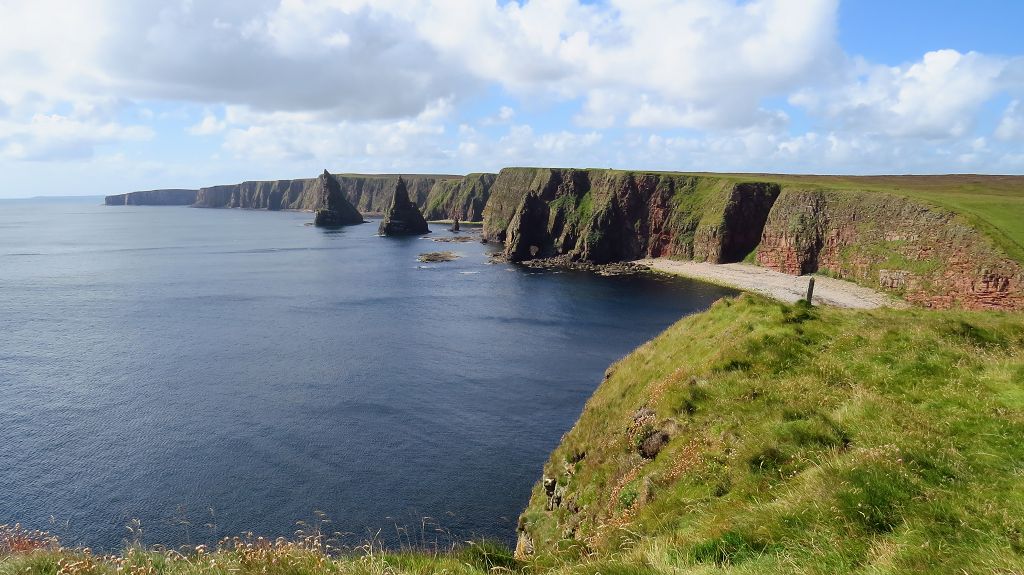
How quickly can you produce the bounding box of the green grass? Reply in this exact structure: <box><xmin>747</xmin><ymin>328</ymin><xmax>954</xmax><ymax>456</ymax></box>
<box><xmin>520</xmin><ymin>295</ymin><xmax>1024</xmax><ymax>573</ymax></box>
<box><xmin>0</xmin><ymin>530</ymin><xmax>516</xmax><ymax>575</ymax></box>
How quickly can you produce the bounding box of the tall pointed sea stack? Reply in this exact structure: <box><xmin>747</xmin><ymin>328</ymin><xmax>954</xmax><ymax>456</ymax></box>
<box><xmin>313</xmin><ymin>170</ymin><xmax>364</xmax><ymax>227</ymax></box>
<box><xmin>378</xmin><ymin>176</ymin><xmax>429</xmax><ymax>236</ymax></box>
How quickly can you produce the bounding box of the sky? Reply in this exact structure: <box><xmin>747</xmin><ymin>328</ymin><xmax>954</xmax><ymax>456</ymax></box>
<box><xmin>1</xmin><ymin>0</ymin><xmax>1023</xmax><ymax>198</ymax></box>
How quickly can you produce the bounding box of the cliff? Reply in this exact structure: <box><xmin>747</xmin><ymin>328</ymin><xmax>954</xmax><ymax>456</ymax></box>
<box><xmin>484</xmin><ymin>169</ymin><xmax>780</xmax><ymax>265</ymax></box>
<box><xmin>515</xmin><ymin>295</ymin><xmax>1024</xmax><ymax>573</ymax></box>
<box><xmin>192</xmin><ymin>174</ymin><xmax>463</xmax><ymax>213</ymax></box>
<box><xmin>756</xmin><ymin>188</ymin><xmax>1024</xmax><ymax>310</ymax></box>
<box><xmin>422</xmin><ymin>172</ymin><xmax>496</xmax><ymax>221</ymax></box>
<box><xmin>104</xmin><ymin>189</ymin><xmax>197</xmax><ymax>206</ymax></box>
<box><xmin>484</xmin><ymin>169</ymin><xmax>1024</xmax><ymax>310</ymax></box>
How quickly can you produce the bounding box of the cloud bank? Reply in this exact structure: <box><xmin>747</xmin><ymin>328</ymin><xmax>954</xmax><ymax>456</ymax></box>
<box><xmin>0</xmin><ymin>0</ymin><xmax>1021</xmax><ymax>194</ymax></box>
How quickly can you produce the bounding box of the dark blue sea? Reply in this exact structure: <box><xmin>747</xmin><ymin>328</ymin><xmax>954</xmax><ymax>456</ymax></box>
<box><xmin>0</xmin><ymin>197</ymin><xmax>735</xmax><ymax>551</ymax></box>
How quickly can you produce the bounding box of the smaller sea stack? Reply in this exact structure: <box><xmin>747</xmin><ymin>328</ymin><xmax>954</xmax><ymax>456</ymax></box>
<box><xmin>313</xmin><ymin>170</ymin><xmax>364</xmax><ymax>227</ymax></box>
<box><xmin>378</xmin><ymin>177</ymin><xmax>429</xmax><ymax>236</ymax></box>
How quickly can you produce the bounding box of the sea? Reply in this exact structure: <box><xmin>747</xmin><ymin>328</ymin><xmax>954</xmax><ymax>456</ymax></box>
<box><xmin>0</xmin><ymin>197</ymin><xmax>736</xmax><ymax>551</ymax></box>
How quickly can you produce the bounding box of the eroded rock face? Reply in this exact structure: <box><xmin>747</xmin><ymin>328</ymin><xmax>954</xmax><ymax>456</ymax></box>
<box><xmin>193</xmin><ymin>174</ymin><xmax>464</xmax><ymax>213</ymax></box>
<box><xmin>757</xmin><ymin>189</ymin><xmax>1024</xmax><ymax>310</ymax></box>
<box><xmin>312</xmin><ymin>170</ymin><xmax>364</xmax><ymax>227</ymax></box>
<box><xmin>487</xmin><ymin>169</ymin><xmax>781</xmax><ymax>265</ymax></box>
<box><xmin>422</xmin><ymin>173</ymin><xmax>496</xmax><ymax>221</ymax></box>
<box><xmin>695</xmin><ymin>182</ymin><xmax>781</xmax><ymax>263</ymax></box>
<box><xmin>504</xmin><ymin>192</ymin><xmax>551</xmax><ymax>261</ymax></box>
<box><xmin>378</xmin><ymin>177</ymin><xmax>430</xmax><ymax>236</ymax></box>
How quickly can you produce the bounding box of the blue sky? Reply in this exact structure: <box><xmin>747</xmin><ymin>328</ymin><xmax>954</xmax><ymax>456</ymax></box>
<box><xmin>0</xmin><ymin>0</ymin><xmax>1022</xmax><ymax>198</ymax></box>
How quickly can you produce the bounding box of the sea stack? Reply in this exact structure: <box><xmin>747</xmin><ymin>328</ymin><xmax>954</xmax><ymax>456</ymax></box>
<box><xmin>378</xmin><ymin>176</ymin><xmax>429</xmax><ymax>236</ymax></box>
<box><xmin>313</xmin><ymin>170</ymin><xmax>364</xmax><ymax>227</ymax></box>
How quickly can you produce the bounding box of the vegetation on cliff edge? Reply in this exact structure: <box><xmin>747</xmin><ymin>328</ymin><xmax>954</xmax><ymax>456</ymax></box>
<box><xmin>520</xmin><ymin>295</ymin><xmax>1024</xmax><ymax>573</ymax></box>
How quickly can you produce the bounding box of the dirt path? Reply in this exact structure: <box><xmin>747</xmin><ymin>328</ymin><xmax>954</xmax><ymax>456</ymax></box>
<box><xmin>637</xmin><ymin>259</ymin><xmax>907</xmax><ymax>309</ymax></box>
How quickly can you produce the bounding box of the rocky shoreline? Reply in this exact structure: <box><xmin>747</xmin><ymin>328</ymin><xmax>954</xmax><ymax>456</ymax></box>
<box><xmin>491</xmin><ymin>254</ymin><xmax>653</xmax><ymax>276</ymax></box>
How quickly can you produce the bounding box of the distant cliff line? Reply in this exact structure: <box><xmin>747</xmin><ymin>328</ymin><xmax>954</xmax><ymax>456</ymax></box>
<box><xmin>106</xmin><ymin>172</ymin><xmax>495</xmax><ymax>222</ymax></box>
<box><xmin>106</xmin><ymin>169</ymin><xmax>1024</xmax><ymax>310</ymax></box>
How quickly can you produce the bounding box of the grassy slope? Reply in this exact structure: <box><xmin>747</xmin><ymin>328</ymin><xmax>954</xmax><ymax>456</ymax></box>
<box><xmin>520</xmin><ymin>295</ymin><xmax>1024</xmax><ymax>574</ymax></box>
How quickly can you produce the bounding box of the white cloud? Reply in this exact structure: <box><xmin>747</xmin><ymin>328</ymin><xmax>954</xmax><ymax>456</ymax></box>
<box><xmin>0</xmin><ymin>113</ymin><xmax>153</xmax><ymax>161</ymax></box>
<box><xmin>220</xmin><ymin>98</ymin><xmax>453</xmax><ymax>164</ymax></box>
<box><xmin>996</xmin><ymin>100</ymin><xmax>1024</xmax><ymax>141</ymax></box>
<box><xmin>188</xmin><ymin>113</ymin><xmax>227</xmax><ymax>135</ymax></box>
<box><xmin>792</xmin><ymin>50</ymin><xmax>1011</xmax><ymax>139</ymax></box>
<box><xmin>454</xmin><ymin>123</ymin><xmax>603</xmax><ymax>170</ymax></box>
<box><xmin>0</xmin><ymin>0</ymin><xmax>1022</xmax><ymax>184</ymax></box>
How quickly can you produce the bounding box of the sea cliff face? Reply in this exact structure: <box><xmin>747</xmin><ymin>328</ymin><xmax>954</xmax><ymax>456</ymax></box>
<box><xmin>485</xmin><ymin>169</ymin><xmax>780</xmax><ymax>265</ymax></box>
<box><xmin>756</xmin><ymin>189</ymin><xmax>1024</xmax><ymax>310</ymax></box>
<box><xmin>485</xmin><ymin>169</ymin><xmax>1023</xmax><ymax>310</ymax></box>
<box><xmin>422</xmin><ymin>172</ymin><xmax>496</xmax><ymax>221</ymax></box>
<box><xmin>192</xmin><ymin>174</ymin><xmax>463</xmax><ymax>214</ymax></box>
<box><xmin>104</xmin><ymin>189</ymin><xmax>197</xmax><ymax>206</ymax></box>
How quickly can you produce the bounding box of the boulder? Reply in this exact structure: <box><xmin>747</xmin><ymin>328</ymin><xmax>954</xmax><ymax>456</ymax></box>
<box><xmin>378</xmin><ymin>176</ymin><xmax>429</xmax><ymax>236</ymax></box>
<box><xmin>639</xmin><ymin>430</ymin><xmax>670</xmax><ymax>459</ymax></box>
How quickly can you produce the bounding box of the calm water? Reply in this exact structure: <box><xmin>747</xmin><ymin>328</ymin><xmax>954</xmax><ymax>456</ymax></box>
<box><xmin>0</xmin><ymin>198</ymin><xmax>735</xmax><ymax>551</ymax></box>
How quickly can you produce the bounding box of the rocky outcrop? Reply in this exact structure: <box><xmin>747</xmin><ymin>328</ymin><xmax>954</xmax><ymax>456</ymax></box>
<box><xmin>377</xmin><ymin>177</ymin><xmax>429</xmax><ymax>236</ymax></box>
<box><xmin>104</xmin><ymin>189</ymin><xmax>197</xmax><ymax>206</ymax></box>
<box><xmin>490</xmin><ymin>169</ymin><xmax>779</xmax><ymax>264</ymax></box>
<box><xmin>756</xmin><ymin>189</ymin><xmax>1024</xmax><ymax>310</ymax></box>
<box><xmin>312</xmin><ymin>170</ymin><xmax>364</xmax><ymax>227</ymax></box>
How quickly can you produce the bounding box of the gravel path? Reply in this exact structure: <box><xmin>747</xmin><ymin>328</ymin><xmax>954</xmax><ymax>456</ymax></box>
<box><xmin>637</xmin><ymin>259</ymin><xmax>908</xmax><ymax>309</ymax></box>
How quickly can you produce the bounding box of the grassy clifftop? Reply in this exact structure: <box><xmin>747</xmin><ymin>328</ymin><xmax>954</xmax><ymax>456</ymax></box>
<box><xmin>518</xmin><ymin>295</ymin><xmax>1024</xmax><ymax>573</ymax></box>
